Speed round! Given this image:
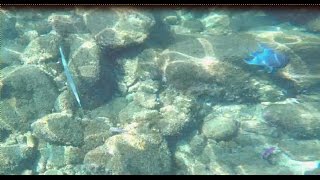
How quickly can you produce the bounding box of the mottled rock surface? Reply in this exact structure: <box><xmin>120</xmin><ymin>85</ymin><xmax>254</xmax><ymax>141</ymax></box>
<box><xmin>263</xmin><ymin>102</ymin><xmax>320</xmax><ymax>139</ymax></box>
<box><xmin>202</xmin><ymin>112</ymin><xmax>239</xmax><ymax>141</ymax></box>
<box><xmin>0</xmin><ymin>133</ymin><xmax>36</xmax><ymax>174</ymax></box>
<box><xmin>84</xmin><ymin>133</ymin><xmax>171</xmax><ymax>175</ymax></box>
<box><xmin>48</xmin><ymin>13</ymin><xmax>88</xmax><ymax>37</ymax></box>
<box><xmin>77</xmin><ymin>8</ymin><xmax>155</xmax><ymax>49</ymax></box>
<box><xmin>0</xmin><ymin>65</ymin><xmax>59</xmax><ymax>132</ymax></box>
<box><xmin>21</xmin><ymin>33</ymin><xmax>61</xmax><ymax>64</ymax></box>
<box><xmin>31</xmin><ymin>113</ymin><xmax>84</xmax><ymax>146</ymax></box>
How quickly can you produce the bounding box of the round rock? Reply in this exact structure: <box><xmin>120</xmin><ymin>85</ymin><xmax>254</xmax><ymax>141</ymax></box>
<box><xmin>202</xmin><ymin>112</ymin><xmax>239</xmax><ymax>141</ymax></box>
<box><xmin>31</xmin><ymin>112</ymin><xmax>84</xmax><ymax>147</ymax></box>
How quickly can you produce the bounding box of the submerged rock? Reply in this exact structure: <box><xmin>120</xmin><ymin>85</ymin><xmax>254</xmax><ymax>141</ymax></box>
<box><xmin>248</xmin><ymin>29</ymin><xmax>320</xmax><ymax>93</ymax></box>
<box><xmin>157</xmin><ymin>34</ymin><xmax>264</xmax><ymax>103</ymax></box>
<box><xmin>157</xmin><ymin>31</ymin><xmax>319</xmax><ymax>102</ymax></box>
<box><xmin>0</xmin><ymin>41</ymin><xmax>24</xmax><ymax>68</ymax></box>
<box><xmin>0</xmin><ymin>144</ymin><xmax>32</xmax><ymax>174</ymax></box>
<box><xmin>133</xmin><ymin>91</ymin><xmax>159</xmax><ymax>109</ymax></box>
<box><xmin>278</xmin><ymin>139</ymin><xmax>320</xmax><ymax>161</ymax></box>
<box><xmin>54</xmin><ymin>90</ymin><xmax>74</xmax><ymax>114</ymax></box>
<box><xmin>82</xmin><ymin>117</ymin><xmax>113</xmax><ymax>153</ymax></box>
<box><xmin>0</xmin><ymin>9</ymin><xmax>18</xmax><ymax>40</ymax></box>
<box><xmin>14</xmin><ymin>8</ymin><xmax>52</xmax><ymax>36</ymax></box>
<box><xmin>117</xmin><ymin>49</ymin><xmax>162</xmax><ymax>95</ymax></box>
<box><xmin>0</xmin><ymin>132</ymin><xmax>36</xmax><ymax>174</ymax></box>
<box><xmin>65</xmin><ymin>34</ymin><xmax>104</xmax><ymax>108</ymax></box>
<box><xmin>263</xmin><ymin>102</ymin><xmax>320</xmax><ymax>139</ymax></box>
<box><xmin>305</xmin><ymin>16</ymin><xmax>320</xmax><ymax>32</ymax></box>
<box><xmin>182</xmin><ymin>19</ymin><xmax>204</xmax><ymax>33</ymax></box>
<box><xmin>84</xmin><ymin>133</ymin><xmax>171</xmax><ymax>175</ymax></box>
<box><xmin>88</xmin><ymin>97</ymin><xmax>128</xmax><ymax>124</ymax></box>
<box><xmin>31</xmin><ymin>113</ymin><xmax>84</xmax><ymax>146</ymax></box>
<box><xmin>174</xmin><ymin>139</ymin><xmax>236</xmax><ymax>175</ymax></box>
<box><xmin>37</xmin><ymin>144</ymin><xmax>66</xmax><ymax>172</ymax></box>
<box><xmin>118</xmin><ymin>101</ymin><xmax>145</xmax><ymax>124</ymax></box>
<box><xmin>77</xmin><ymin>8</ymin><xmax>155</xmax><ymax>49</ymax></box>
<box><xmin>67</xmin><ymin>34</ymin><xmax>101</xmax><ymax>86</ymax></box>
<box><xmin>36</xmin><ymin>142</ymin><xmax>85</xmax><ymax>174</ymax></box>
<box><xmin>43</xmin><ymin>169</ymin><xmax>64</xmax><ymax>175</ymax></box>
<box><xmin>48</xmin><ymin>13</ymin><xmax>88</xmax><ymax>37</ymax></box>
<box><xmin>156</xmin><ymin>89</ymin><xmax>195</xmax><ymax>137</ymax></box>
<box><xmin>200</xmin><ymin>12</ymin><xmax>231</xmax><ymax>35</ymax></box>
<box><xmin>202</xmin><ymin>112</ymin><xmax>239</xmax><ymax>141</ymax></box>
<box><xmin>0</xmin><ymin>65</ymin><xmax>59</xmax><ymax>132</ymax></box>
<box><xmin>229</xmin><ymin>10</ymin><xmax>278</xmax><ymax>32</ymax></box>
<box><xmin>132</xmin><ymin>80</ymin><xmax>160</xmax><ymax>109</ymax></box>
<box><xmin>21</xmin><ymin>33</ymin><xmax>61</xmax><ymax>64</ymax></box>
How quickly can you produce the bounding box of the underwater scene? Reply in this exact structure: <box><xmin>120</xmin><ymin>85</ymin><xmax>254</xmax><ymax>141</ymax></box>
<box><xmin>1</xmin><ymin>6</ymin><xmax>320</xmax><ymax>175</ymax></box>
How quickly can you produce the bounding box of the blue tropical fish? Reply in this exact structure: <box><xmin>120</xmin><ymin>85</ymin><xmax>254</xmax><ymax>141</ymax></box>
<box><xmin>244</xmin><ymin>44</ymin><xmax>289</xmax><ymax>73</ymax></box>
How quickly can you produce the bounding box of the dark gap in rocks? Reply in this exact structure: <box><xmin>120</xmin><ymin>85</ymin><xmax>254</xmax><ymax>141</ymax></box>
<box><xmin>270</xmin><ymin>74</ymin><xmax>299</xmax><ymax>98</ymax></box>
<box><xmin>2</xmin><ymin>17</ymin><xmax>19</xmax><ymax>40</ymax></box>
<box><xmin>0</xmin><ymin>83</ymin><xmax>12</xmax><ymax>99</ymax></box>
<box><xmin>93</xmin><ymin>11</ymin><xmax>176</xmax><ymax>106</ymax></box>
<box><xmin>18</xmin><ymin>150</ymin><xmax>38</xmax><ymax>175</ymax></box>
<box><xmin>29</xmin><ymin>149</ymin><xmax>42</xmax><ymax>175</ymax></box>
<box><xmin>82</xmin><ymin>42</ymin><xmax>148</xmax><ymax>110</ymax></box>
<box><xmin>145</xmin><ymin>10</ymin><xmax>175</xmax><ymax>50</ymax></box>
<box><xmin>103</xmin><ymin>43</ymin><xmax>147</xmax><ymax>62</ymax></box>
<box><xmin>0</xmin><ymin>129</ymin><xmax>11</xmax><ymax>142</ymax></box>
<box><xmin>78</xmin><ymin>56</ymin><xmax>118</xmax><ymax>110</ymax></box>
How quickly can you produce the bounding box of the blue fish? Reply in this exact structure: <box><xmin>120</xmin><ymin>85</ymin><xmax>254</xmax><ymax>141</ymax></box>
<box><xmin>59</xmin><ymin>46</ymin><xmax>82</xmax><ymax>108</ymax></box>
<box><xmin>244</xmin><ymin>44</ymin><xmax>289</xmax><ymax>73</ymax></box>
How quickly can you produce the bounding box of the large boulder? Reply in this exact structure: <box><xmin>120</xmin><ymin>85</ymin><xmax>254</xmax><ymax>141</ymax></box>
<box><xmin>157</xmin><ymin>33</ymin><xmax>287</xmax><ymax>103</ymax></box>
<box><xmin>0</xmin><ymin>9</ymin><xmax>18</xmax><ymax>40</ymax></box>
<box><xmin>35</xmin><ymin>142</ymin><xmax>85</xmax><ymax>174</ymax></box>
<box><xmin>117</xmin><ymin>49</ymin><xmax>162</xmax><ymax>95</ymax></box>
<box><xmin>31</xmin><ymin>112</ymin><xmax>84</xmax><ymax>146</ymax></box>
<box><xmin>156</xmin><ymin>89</ymin><xmax>196</xmax><ymax>137</ymax></box>
<box><xmin>84</xmin><ymin>132</ymin><xmax>171</xmax><ymax>175</ymax></box>
<box><xmin>263</xmin><ymin>102</ymin><xmax>320</xmax><ymax>139</ymax></box>
<box><xmin>76</xmin><ymin>8</ymin><xmax>155</xmax><ymax>49</ymax></box>
<box><xmin>64</xmin><ymin>34</ymin><xmax>105</xmax><ymax>108</ymax></box>
<box><xmin>21</xmin><ymin>32</ymin><xmax>61</xmax><ymax>64</ymax></box>
<box><xmin>14</xmin><ymin>8</ymin><xmax>52</xmax><ymax>36</ymax></box>
<box><xmin>0</xmin><ymin>65</ymin><xmax>59</xmax><ymax>132</ymax></box>
<box><xmin>248</xmin><ymin>29</ymin><xmax>320</xmax><ymax>93</ymax></box>
<box><xmin>53</xmin><ymin>33</ymin><xmax>114</xmax><ymax>109</ymax></box>
<box><xmin>202</xmin><ymin>112</ymin><xmax>239</xmax><ymax>141</ymax></box>
<box><xmin>48</xmin><ymin>13</ymin><xmax>88</xmax><ymax>37</ymax></box>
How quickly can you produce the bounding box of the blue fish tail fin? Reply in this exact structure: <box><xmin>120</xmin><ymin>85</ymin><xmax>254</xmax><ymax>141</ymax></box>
<box><xmin>245</xmin><ymin>57</ymin><xmax>262</xmax><ymax>65</ymax></box>
<box><xmin>250</xmin><ymin>51</ymin><xmax>260</xmax><ymax>57</ymax></box>
<box><xmin>265</xmin><ymin>66</ymin><xmax>274</xmax><ymax>73</ymax></box>
<box><xmin>244</xmin><ymin>58</ymin><xmax>253</xmax><ymax>65</ymax></box>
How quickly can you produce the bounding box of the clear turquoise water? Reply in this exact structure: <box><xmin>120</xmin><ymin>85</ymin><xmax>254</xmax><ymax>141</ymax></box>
<box><xmin>1</xmin><ymin>7</ymin><xmax>320</xmax><ymax>175</ymax></box>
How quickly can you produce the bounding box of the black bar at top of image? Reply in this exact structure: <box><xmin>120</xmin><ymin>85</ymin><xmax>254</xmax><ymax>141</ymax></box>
<box><xmin>1</xmin><ymin>0</ymin><xmax>320</xmax><ymax>5</ymax></box>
